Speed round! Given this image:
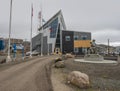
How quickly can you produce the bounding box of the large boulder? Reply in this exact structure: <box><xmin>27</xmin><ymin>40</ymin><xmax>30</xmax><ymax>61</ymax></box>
<box><xmin>65</xmin><ymin>53</ymin><xmax>75</xmax><ymax>58</ymax></box>
<box><xmin>54</xmin><ymin>57</ymin><xmax>62</xmax><ymax>63</ymax></box>
<box><xmin>67</xmin><ymin>71</ymin><xmax>90</xmax><ymax>88</ymax></box>
<box><xmin>55</xmin><ymin>61</ymin><xmax>65</xmax><ymax>68</ymax></box>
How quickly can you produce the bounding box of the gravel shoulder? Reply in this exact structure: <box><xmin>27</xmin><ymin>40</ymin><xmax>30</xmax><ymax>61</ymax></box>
<box><xmin>51</xmin><ymin>58</ymin><xmax>120</xmax><ymax>91</ymax></box>
<box><xmin>51</xmin><ymin>66</ymin><xmax>74</xmax><ymax>91</ymax></box>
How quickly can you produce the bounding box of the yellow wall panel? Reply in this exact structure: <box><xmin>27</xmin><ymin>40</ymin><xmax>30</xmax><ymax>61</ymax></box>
<box><xmin>74</xmin><ymin>40</ymin><xmax>91</xmax><ymax>48</ymax></box>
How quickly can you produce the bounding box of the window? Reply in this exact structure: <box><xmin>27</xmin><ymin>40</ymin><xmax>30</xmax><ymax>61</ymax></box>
<box><xmin>49</xmin><ymin>18</ymin><xmax>58</xmax><ymax>38</ymax></box>
<box><xmin>74</xmin><ymin>36</ymin><xmax>79</xmax><ymax>40</ymax></box>
<box><xmin>82</xmin><ymin>48</ymin><xmax>87</xmax><ymax>54</ymax></box>
<box><xmin>65</xmin><ymin>36</ymin><xmax>70</xmax><ymax>41</ymax></box>
<box><xmin>81</xmin><ymin>35</ymin><xmax>87</xmax><ymax>40</ymax></box>
<box><xmin>74</xmin><ymin>48</ymin><xmax>79</xmax><ymax>53</ymax></box>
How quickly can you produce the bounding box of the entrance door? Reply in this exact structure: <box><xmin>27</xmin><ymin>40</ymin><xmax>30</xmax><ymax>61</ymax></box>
<box><xmin>55</xmin><ymin>48</ymin><xmax>60</xmax><ymax>54</ymax></box>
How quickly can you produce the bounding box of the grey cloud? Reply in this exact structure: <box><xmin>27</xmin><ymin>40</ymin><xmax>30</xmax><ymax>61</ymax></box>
<box><xmin>0</xmin><ymin>0</ymin><xmax>120</xmax><ymax>46</ymax></box>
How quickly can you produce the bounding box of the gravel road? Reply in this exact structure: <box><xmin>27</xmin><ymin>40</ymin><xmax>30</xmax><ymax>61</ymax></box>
<box><xmin>0</xmin><ymin>56</ymin><xmax>56</xmax><ymax>91</ymax></box>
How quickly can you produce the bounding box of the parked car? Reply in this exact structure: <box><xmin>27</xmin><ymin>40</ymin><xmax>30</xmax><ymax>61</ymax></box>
<box><xmin>26</xmin><ymin>51</ymin><xmax>39</xmax><ymax>56</ymax></box>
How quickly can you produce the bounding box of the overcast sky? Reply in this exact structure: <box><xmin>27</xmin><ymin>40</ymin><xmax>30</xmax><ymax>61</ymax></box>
<box><xmin>0</xmin><ymin>0</ymin><xmax>120</xmax><ymax>46</ymax></box>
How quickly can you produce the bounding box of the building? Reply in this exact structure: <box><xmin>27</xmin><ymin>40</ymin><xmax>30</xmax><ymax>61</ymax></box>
<box><xmin>2</xmin><ymin>38</ymin><xmax>30</xmax><ymax>53</ymax></box>
<box><xmin>97</xmin><ymin>44</ymin><xmax>117</xmax><ymax>55</ymax></box>
<box><xmin>32</xmin><ymin>10</ymin><xmax>91</xmax><ymax>55</ymax></box>
<box><xmin>62</xmin><ymin>30</ymin><xmax>91</xmax><ymax>55</ymax></box>
<box><xmin>32</xmin><ymin>10</ymin><xmax>66</xmax><ymax>55</ymax></box>
<box><xmin>4</xmin><ymin>38</ymin><xmax>23</xmax><ymax>46</ymax></box>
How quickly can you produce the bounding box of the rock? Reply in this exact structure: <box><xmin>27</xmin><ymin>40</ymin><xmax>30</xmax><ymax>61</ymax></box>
<box><xmin>0</xmin><ymin>59</ymin><xmax>6</xmax><ymax>64</ymax></box>
<box><xmin>67</xmin><ymin>71</ymin><xmax>90</xmax><ymax>88</ymax></box>
<box><xmin>55</xmin><ymin>61</ymin><xmax>65</xmax><ymax>68</ymax></box>
<box><xmin>61</xmin><ymin>55</ymin><xmax>67</xmax><ymax>60</ymax></box>
<box><xmin>54</xmin><ymin>57</ymin><xmax>62</xmax><ymax>63</ymax></box>
<box><xmin>65</xmin><ymin>53</ymin><xmax>75</xmax><ymax>58</ymax></box>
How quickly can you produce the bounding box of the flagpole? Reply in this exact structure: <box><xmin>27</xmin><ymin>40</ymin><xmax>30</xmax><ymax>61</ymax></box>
<box><xmin>30</xmin><ymin>3</ymin><xmax>33</xmax><ymax>58</ymax></box>
<box><xmin>48</xmin><ymin>43</ymin><xmax>49</xmax><ymax>55</ymax></box>
<box><xmin>40</xmin><ymin>15</ymin><xmax>43</xmax><ymax>56</ymax></box>
<box><xmin>48</xmin><ymin>27</ymin><xmax>50</xmax><ymax>55</ymax></box>
<box><xmin>38</xmin><ymin>12</ymin><xmax>41</xmax><ymax>34</ymax></box>
<box><xmin>6</xmin><ymin>0</ymin><xmax>13</xmax><ymax>62</ymax></box>
<box><xmin>40</xmin><ymin>3</ymin><xmax>43</xmax><ymax>56</ymax></box>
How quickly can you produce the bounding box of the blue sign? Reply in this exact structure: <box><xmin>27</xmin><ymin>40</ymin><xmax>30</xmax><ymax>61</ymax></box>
<box><xmin>0</xmin><ymin>40</ymin><xmax>5</xmax><ymax>51</ymax></box>
<box><xmin>13</xmin><ymin>43</ymin><xmax>17</xmax><ymax>52</ymax></box>
<box><xmin>13</xmin><ymin>43</ymin><xmax>17</xmax><ymax>58</ymax></box>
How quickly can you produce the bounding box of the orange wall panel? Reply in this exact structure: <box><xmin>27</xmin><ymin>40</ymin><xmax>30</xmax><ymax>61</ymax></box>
<box><xmin>74</xmin><ymin>40</ymin><xmax>91</xmax><ymax>48</ymax></box>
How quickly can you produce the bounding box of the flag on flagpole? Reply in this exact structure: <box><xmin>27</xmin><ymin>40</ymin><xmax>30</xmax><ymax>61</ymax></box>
<box><xmin>38</xmin><ymin>11</ymin><xmax>46</xmax><ymax>26</ymax></box>
<box><xmin>38</xmin><ymin>11</ymin><xmax>45</xmax><ymax>22</ymax></box>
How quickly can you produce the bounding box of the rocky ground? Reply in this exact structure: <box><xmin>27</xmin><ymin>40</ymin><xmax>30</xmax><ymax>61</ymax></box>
<box><xmin>51</xmin><ymin>57</ymin><xmax>120</xmax><ymax>91</ymax></box>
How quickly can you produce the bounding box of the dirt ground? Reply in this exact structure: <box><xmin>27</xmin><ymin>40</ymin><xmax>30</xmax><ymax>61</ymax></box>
<box><xmin>0</xmin><ymin>56</ymin><xmax>56</xmax><ymax>91</ymax></box>
<box><xmin>1</xmin><ymin>55</ymin><xmax>120</xmax><ymax>91</ymax></box>
<box><xmin>51</xmin><ymin>58</ymin><xmax>120</xmax><ymax>91</ymax></box>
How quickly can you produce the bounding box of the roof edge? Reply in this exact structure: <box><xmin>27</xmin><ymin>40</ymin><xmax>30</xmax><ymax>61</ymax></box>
<box><xmin>38</xmin><ymin>10</ymin><xmax>62</xmax><ymax>31</ymax></box>
<box><xmin>62</xmin><ymin>30</ymin><xmax>91</xmax><ymax>33</ymax></box>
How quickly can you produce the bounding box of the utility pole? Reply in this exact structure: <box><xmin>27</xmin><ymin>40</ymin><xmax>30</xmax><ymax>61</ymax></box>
<box><xmin>6</xmin><ymin>0</ymin><xmax>13</xmax><ymax>62</ymax></box>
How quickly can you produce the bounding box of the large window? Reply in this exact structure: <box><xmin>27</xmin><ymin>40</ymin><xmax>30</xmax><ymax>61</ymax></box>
<box><xmin>65</xmin><ymin>36</ymin><xmax>71</xmax><ymax>41</ymax></box>
<box><xmin>49</xmin><ymin>18</ymin><xmax>58</xmax><ymax>38</ymax></box>
<box><xmin>74</xmin><ymin>35</ymin><xmax>79</xmax><ymax>40</ymax></box>
<box><xmin>74</xmin><ymin>48</ymin><xmax>79</xmax><ymax>53</ymax></box>
<box><xmin>81</xmin><ymin>35</ymin><xmax>87</xmax><ymax>40</ymax></box>
<box><xmin>82</xmin><ymin>48</ymin><xmax>87</xmax><ymax>54</ymax></box>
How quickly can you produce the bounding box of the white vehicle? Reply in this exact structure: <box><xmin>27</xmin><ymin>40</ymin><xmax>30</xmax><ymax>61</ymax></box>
<box><xmin>26</xmin><ymin>51</ymin><xmax>39</xmax><ymax>56</ymax></box>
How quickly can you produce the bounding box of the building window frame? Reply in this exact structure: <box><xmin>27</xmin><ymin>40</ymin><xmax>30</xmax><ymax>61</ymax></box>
<box><xmin>74</xmin><ymin>35</ymin><xmax>79</xmax><ymax>40</ymax></box>
<box><xmin>81</xmin><ymin>35</ymin><xmax>87</xmax><ymax>40</ymax></box>
<box><xmin>65</xmin><ymin>36</ymin><xmax>71</xmax><ymax>41</ymax></box>
<box><xmin>82</xmin><ymin>48</ymin><xmax>87</xmax><ymax>54</ymax></box>
<box><xmin>74</xmin><ymin>48</ymin><xmax>79</xmax><ymax>53</ymax></box>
